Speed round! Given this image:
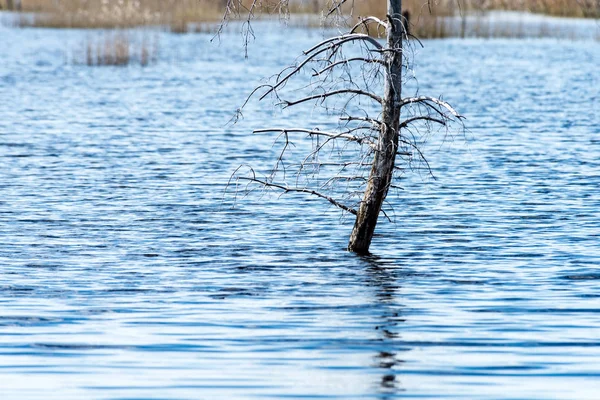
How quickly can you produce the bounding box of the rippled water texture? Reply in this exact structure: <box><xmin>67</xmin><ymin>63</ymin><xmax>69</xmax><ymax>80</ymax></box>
<box><xmin>1</xmin><ymin>21</ymin><xmax>600</xmax><ymax>399</ymax></box>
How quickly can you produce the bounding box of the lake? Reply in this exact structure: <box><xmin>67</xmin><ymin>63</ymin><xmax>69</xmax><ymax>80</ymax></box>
<box><xmin>0</xmin><ymin>20</ymin><xmax>599</xmax><ymax>399</ymax></box>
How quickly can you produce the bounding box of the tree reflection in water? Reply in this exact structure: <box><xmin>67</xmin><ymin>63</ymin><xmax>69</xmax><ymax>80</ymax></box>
<box><xmin>364</xmin><ymin>256</ymin><xmax>408</xmax><ymax>398</ymax></box>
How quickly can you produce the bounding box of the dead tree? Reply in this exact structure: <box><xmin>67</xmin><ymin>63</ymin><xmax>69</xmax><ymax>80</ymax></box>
<box><xmin>222</xmin><ymin>0</ymin><xmax>463</xmax><ymax>254</ymax></box>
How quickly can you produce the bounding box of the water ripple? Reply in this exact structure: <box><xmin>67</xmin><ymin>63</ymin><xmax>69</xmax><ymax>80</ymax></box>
<box><xmin>0</xmin><ymin>22</ymin><xmax>599</xmax><ymax>400</ymax></box>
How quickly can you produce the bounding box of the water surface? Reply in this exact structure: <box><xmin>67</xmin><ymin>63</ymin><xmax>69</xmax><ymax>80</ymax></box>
<box><xmin>0</xmin><ymin>22</ymin><xmax>599</xmax><ymax>399</ymax></box>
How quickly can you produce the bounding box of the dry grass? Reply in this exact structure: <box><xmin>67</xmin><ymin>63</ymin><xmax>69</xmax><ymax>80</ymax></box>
<box><xmin>351</xmin><ymin>0</ymin><xmax>599</xmax><ymax>20</ymax></box>
<box><xmin>76</xmin><ymin>31</ymin><xmax>159</xmax><ymax>66</ymax></box>
<box><xmin>1</xmin><ymin>0</ymin><xmax>597</xmax><ymax>39</ymax></box>
<box><xmin>3</xmin><ymin>0</ymin><xmax>223</xmax><ymax>31</ymax></box>
<box><xmin>329</xmin><ymin>0</ymin><xmax>599</xmax><ymax>38</ymax></box>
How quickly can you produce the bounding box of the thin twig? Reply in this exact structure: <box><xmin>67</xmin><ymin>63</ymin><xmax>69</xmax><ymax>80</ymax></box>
<box><xmin>340</xmin><ymin>116</ymin><xmax>382</xmax><ymax>126</ymax></box>
<box><xmin>238</xmin><ymin>177</ymin><xmax>357</xmax><ymax>215</ymax></box>
<box><xmin>303</xmin><ymin>34</ymin><xmax>382</xmax><ymax>55</ymax></box>
<box><xmin>350</xmin><ymin>16</ymin><xmax>388</xmax><ymax>34</ymax></box>
<box><xmin>280</xmin><ymin>89</ymin><xmax>383</xmax><ymax>107</ymax></box>
<box><xmin>399</xmin><ymin>115</ymin><xmax>447</xmax><ymax>129</ymax></box>
<box><xmin>254</xmin><ymin>128</ymin><xmax>375</xmax><ymax>146</ymax></box>
<box><xmin>399</xmin><ymin>96</ymin><xmax>462</xmax><ymax>118</ymax></box>
<box><xmin>312</xmin><ymin>57</ymin><xmax>385</xmax><ymax>76</ymax></box>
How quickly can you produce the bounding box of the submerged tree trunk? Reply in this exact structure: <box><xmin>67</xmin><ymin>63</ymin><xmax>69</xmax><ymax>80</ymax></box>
<box><xmin>348</xmin><ymin>0</ymin><xmax>404</xmax><ymax>254</ymax></box>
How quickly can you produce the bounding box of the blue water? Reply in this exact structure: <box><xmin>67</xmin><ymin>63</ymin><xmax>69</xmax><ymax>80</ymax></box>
<box><xmin>1</xmin><ymin>21</ymin><xmax>600</xmax><ymax>399</ymax></box>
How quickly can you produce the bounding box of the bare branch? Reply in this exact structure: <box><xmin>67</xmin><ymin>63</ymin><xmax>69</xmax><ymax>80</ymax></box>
<box><xmin>350</xmin><ymin>16</ymin><xmax>388</xmax><ymax>34</ymax></box>
<box><xmin>326</xmin><ymin>0</ymin><xmax>349</xmax><ymax>17</ymax></box>
<box><xmin>213</xmin><ymin>0</ymin><xmax>260</xmax><ymax>58</ymax></box>
<box><xmin>223</xmin><ymin>1</ymin><xmax>462</xmax><ymax>254</ymax></box>
<box><xmin>340</xmin><ymin>116</ymin><xmax>382</xmax><ymax>126</ymax></box>
<box><xmin>269</xmin><ymin>129</ymin><xmax>293</xmax><ymax>179</ymax></box>
<box><xmin>408</xmin><ymin>33</ymin><xmax>424</xmax><ymax>48</ymax></box>
<box><xmin>258</xmin><ymin>34</ymin><xmax>384</xmax><ymax>102</ymax></box>
<box><xmin>254</xmin><ymin>128</ymin><xmax>374</xmax><ymax>146</ymax></box>
<box><xmin>398</xmin><ymin>138</ymin><xmax>435</xmax><ymax>179</ymax></box>
<box><xmin>280</xmin><ymin>89</ymin><xmax>382</xmax><ymax>107</ymax></box>
<box><xmin>300</xmin><ymin>161</ymin><xmax>372</xmax><ymax>168</ymax></box>
<box><xmin>319</xmin><ymin>175</ymin><xmax>367</xmax><ymax>190</ymax></box>
<box><xmin>312</xmin><ymin>57</ymin><xmax>385</xmax><ymax>77</ymax></box>
<box><xmin>380</xmin><ymin>207</ymin><xmax>393</xmax><ymax>223</ymax></box>
<box><xmin>399</xmin><ymin>116</ymin><xmax>447</xmax><ymax>129</ymax></box>
<box><xmin>303</xmin><ymin>34</ymin><xmax>382</xmax><ymax>55</ymax></box>
<box><xmin>238</xmin><ymin>177</ymin><xmax>357</xmax><ymax>215</ymax></box>
<box><xmin>212</xmin><ymin>0</ymin><xmax>236</xmax><ymax>41</ymax></box>
<box><xmin>399</xmin><ymin>96</ymin><xmax>462</xmax><ymax>118</ymax></box>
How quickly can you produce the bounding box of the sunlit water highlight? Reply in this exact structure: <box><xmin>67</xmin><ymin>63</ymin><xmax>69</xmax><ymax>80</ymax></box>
<box><xmin>0</xmin><ymin>21</ymin><xmax>599</xmax><ymax>399</ymax></box>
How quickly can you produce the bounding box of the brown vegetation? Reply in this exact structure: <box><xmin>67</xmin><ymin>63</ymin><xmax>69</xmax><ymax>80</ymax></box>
<box><xmin>0</xmin><ymin>0</ymin><xmax>597</xmax><ymax>40</ymax></box>
<box><xmin>350</xmin><ymin>0</ymin><xmax>599</xmax><ymax>20</ymax></box>
<box><xmin>328</xmin><ymin>0</ymin><xmax>599</xmax><ymax>38</ymax></box>
<box><xmin>76</xmin><ymin>31</ymin><xmax>158</xmax><ymax>66</ymax></box>
<box><xmin>2</xmin><ymin>0</ymin><xmax>223</xmax><ymax>31</ymax></box>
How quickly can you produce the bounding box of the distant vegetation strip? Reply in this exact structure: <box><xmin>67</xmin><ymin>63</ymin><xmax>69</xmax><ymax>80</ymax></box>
<box><xmin>0</xmin><ymin>0</ymin><xmax>597</xmax><ymax>31</ymax></box>
<box><xmin>0</xmin><ymin>0</ymin><xmax>224</xmax><ymax>31</ymax></box>
<box><xmin>351</xmin><ymin>0</ymin><xmax>600</xmax><ymax>38</ymax></box>
<box><xmin>0</xmin><ymin>0</ymin><xmax>597</xmax><ymax>65</ymax></box>
<box><xmin>353</xmin><ymin>0</ymin><xmax>600</xmax><ymax>20</ymax></box>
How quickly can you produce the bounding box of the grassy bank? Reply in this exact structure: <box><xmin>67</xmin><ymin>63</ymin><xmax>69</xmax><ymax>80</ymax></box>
<box><xmin>351</xmin><ymin>0</ymin><xmax>599</xmax><ymax>20</ymax></box>
<box><xmin>0</xmin><ymin>0</ymin><xmax>223</xmax><ymax>31</ymax></box>
<box><xmin>347</xmin><ymin>0</ymin><xmax>599</xmax><ymax>37</ymax></box>
<box><xmin>2</xmin><ymin>0</ymin><xmax>598</xmax><ymax>31</ymax></box>
<box><xmin>0</xmin><ymin>0</ymin><xmax>597</xmax><ymax>63</ymax></box>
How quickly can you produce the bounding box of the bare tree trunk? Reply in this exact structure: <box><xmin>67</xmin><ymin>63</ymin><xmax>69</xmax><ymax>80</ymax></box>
<box><xmin>348</xmin><ymin>0</ymin><xmax>404</xmax><ymax>254</ymax></box>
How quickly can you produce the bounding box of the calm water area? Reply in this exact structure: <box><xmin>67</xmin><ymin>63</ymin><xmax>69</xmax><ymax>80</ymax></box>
<box><xmin>0</xmin><ymin>18</ymin><xmax>599</xmax><ymax>399</ymax></box>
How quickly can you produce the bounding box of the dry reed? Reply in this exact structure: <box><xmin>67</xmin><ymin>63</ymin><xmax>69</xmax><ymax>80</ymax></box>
<box><xmin>326</xmin><ymin>0</ymin><xmax>599</xmax><ymax>38</ymax></box>
<box><xmin>350</xmin><ymin>0</ymin><xmax>599</xmax><ymax>20</ymax></box>
<box><xmin>3</xmin><ymin>0</ymin><xmax>223</xmax><ymax>31</ymax></box>
<box><xmin>77</xmin><ymin>31</ymin><xmax>158</xmax><ymax>67</ymax></box>
<box><xmin>1</xmin><ymin>0</ymin><xmax>597</xmax><ymax>39</ymax></box>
